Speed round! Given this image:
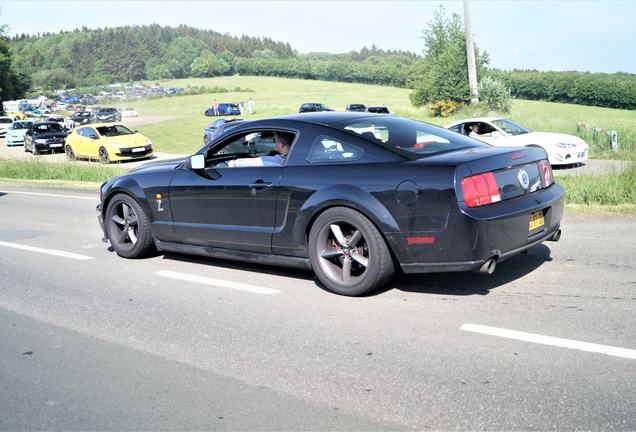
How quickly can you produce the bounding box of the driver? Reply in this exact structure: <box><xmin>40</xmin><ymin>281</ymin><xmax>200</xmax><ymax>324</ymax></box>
<box><xmin>227</xmin><ymin>132</ymin><xmax>292</xmax><ymax>167</ymax></box>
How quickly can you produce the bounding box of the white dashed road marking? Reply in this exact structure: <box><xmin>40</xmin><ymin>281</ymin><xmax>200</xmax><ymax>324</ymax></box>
<box><xmin>0</xmin><ymin>240</ymin><xmax>94</xmax><ymax>260</ymax></box>
<box><xmin>461</xmin><ymin>323</ymin><xmax>636</xmax><ymax>360</ymax></box>
<box><xmin>156</xmin><ymin>270</ymin><xmax>281</xmax><ymax>295</ymax></box>
<box><xmin>0</xmin><ymin>190</ymin><xmax>96</xmax><ymax>201</ymax></box>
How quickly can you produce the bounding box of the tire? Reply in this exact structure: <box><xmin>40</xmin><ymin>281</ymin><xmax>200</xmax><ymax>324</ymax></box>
<box><xmin>65</xmin><ymin>145</ymin><xmax>76</xmax><ymax>161</ymax></box>
<box><xmin>104</xmin><ymin>193</ymin><xmax>154</xmax><ymax>258</ymax></box>
<box><xmin>99</xmin><ymin>147</ymin><xmax>110</xmax><ymax>164</ymax></box>
<box><xmin>308</xmin><ymin>207</ymin><xmax>394</xmax><ymax>296</ymax></box>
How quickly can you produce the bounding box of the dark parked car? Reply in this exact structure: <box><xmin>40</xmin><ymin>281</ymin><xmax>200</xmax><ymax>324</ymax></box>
<box><xmin>345</xmin><ymin>104</ymin><xmax>367</xmax><ymax>112</ymax></box>
<box><xmin>97</xmin><ymin>112</ymin><xmax>564</xmax><ymax>296</ymax></box>
<box><xmin>95</xmin><ymin>107</ymin><xmax>122</xmax><ymax>122</ymax></box>
<box><xmin>204</xmin><ymin>103</ymin><xmax>241</xmax><ymax>117</ymax></box>
<box><xmin>203</xmin><ymin>118</ymin><xmax>244</xmax><ymax>145</ymax></box>
<box><xmin>366</xmin><ymin>105</ymin><xmax>391</xmax><ymax>114</ymax></box>
<box><xmin>70</xmin><ymin>111</ymin><xmax>95</xmax><ymax>125</ymax></box>
<box><xmin>298</xmin><ymin>103</ymin><xmax>334</xmax><ymax>113</ymax></box>
<box><xmin>24</xmin><ymin>122</ymin><xmax>68</xmax><ymax>155</ymax></box>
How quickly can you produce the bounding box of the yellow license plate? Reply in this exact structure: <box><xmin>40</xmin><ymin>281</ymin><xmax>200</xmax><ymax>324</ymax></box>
<box><xmin>529</xmin><ymin>211</ymin><xmax>545</xmax><ymax>231</ymax></box>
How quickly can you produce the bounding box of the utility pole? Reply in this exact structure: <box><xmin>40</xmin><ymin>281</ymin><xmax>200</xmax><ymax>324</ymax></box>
<box><xmin>464</xmin><ymin>0</ymin><xmax>479</xmax><ymax>103</ymax></box>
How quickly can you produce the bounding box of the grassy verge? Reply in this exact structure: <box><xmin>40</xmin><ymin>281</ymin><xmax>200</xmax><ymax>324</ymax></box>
<box><xmin>0</xmin><ymin>159</ymin><xmax>127</xmax><ymax>184</ymax></box>
<box><xmin>558</xmin><ymin>162</ymin><xmax>636</xmax><ymax>208</ymax></box>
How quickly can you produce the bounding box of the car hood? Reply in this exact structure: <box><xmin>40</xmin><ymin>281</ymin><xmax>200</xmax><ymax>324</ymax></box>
<box><xmin>6</xmin><ymin>129</ymin><xmax>28</xmax><ymax>137</ymax></box>
<box><xmin>128</xmin><ymin>157</ymin><xmax>187</xmax><ymax>173</ymax></box>
<box><xmin>33</xmin><ymin>132</ymin><xmax>67</xmax><ymax>139</ymax></box>
<box><xmin>102</xmin><ymin>135</ymin><xmax>147</xmax><ymax>148</ymax></box>
<box><xmin>505</xmin><ymin>132</ymin><xmax>587</xmax><ymax>146</ymax></box>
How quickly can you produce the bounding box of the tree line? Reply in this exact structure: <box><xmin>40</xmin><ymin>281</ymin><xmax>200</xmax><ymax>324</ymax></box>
<box><xmin>2</xmin><ymin>23</ymin><xmax>635</xmax><ymax>111</ymax></box>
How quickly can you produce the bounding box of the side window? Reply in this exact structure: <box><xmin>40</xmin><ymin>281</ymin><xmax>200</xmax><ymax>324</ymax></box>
<box><xmin>448</xmin><ymin>124</ymin><xmax>462</xmax><ymax>134</ymax></box>
<box><xmin>307</xmin><ymin>135</ymin><xmax>363</xmax><ymax>163</ymax></box>
<box><xmin>77</xmin><ymin>127</ymin><xmax>86</xmax><ymax>137</ymax></box>
<box><xmin>85</xmin><ymin>128</ymin><xmax>98</xmax><ymax>139</ymax></box>
<box><xmin>204</xmin><ymin>130</ymin><xmax>291</xmax><ymax>167</ymax></box>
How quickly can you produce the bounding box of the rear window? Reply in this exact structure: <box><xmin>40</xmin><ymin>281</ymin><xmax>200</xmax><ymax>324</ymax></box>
<box><xmin>332</xmin><ymin>116</ymin><xmax>486</xmax><ymax>159</ymax></box>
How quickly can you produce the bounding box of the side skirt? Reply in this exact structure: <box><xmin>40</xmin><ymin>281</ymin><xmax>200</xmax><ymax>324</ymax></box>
<box><xmin>155</xmin><ymin>239</ymin><xmax>312</xmax><ymax>271</ymax></box>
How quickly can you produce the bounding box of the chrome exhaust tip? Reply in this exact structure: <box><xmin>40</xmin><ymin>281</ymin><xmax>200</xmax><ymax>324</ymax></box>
<box><xmin>479</xmin><ymin>258</ymin><xmax>497</xmax><ymax>275</ymax></box>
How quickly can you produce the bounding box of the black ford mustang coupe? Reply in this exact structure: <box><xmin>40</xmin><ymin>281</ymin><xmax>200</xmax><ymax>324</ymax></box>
<box><xmin>98</xmin><ymin>112</ymin><xmax>564</xmax><ymax>296</ymax></box>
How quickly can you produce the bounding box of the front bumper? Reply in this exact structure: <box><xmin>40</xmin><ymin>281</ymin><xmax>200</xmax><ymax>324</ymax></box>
<box><xmin>115</xmin><ymin>146</ymin><xmax>153</xmax><ymax>159</ymax></box>
<box><xmin>97</xmin><ymin>203</ymin><xmax>108</xmax><ymax>242</ymax></box>
<box><xmin>551</xmin><ymin>145</ymin><xmax>588</xmax><ymax>165</ymax></box>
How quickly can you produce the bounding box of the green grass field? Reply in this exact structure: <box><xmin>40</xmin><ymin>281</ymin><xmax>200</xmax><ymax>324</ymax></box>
<box><xmin>108</xmin><ymin>76</ymin><xmax>636</xmax><ymax>157</ymax></box>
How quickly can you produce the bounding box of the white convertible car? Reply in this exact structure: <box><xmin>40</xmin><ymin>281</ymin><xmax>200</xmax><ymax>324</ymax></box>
<box><xmin>446</xmin><ymin>117</ymin><xmax>588</xmax><ymax>166</ymax></box>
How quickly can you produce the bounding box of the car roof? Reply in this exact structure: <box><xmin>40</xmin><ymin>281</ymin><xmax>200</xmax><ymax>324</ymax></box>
<box><xmin>445</xmin><ymin>117</ymin><xmax>505</xmax><ymax>127</ymax></box>
<box><xmin>276</xmin><ymin>111</ymin><xmax>385</xmax><ymax>126</ymax></box>
<box><xmin>77</xmin><ymin>122</ymin><xmax>129</xmax><ymax>128</ymax></box>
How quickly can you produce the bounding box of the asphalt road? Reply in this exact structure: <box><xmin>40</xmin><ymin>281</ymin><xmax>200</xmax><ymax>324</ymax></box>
<box><xmin>0</xmin><ymin>183</ymin><xmax>634</xmax><ymax>430</ymax></box>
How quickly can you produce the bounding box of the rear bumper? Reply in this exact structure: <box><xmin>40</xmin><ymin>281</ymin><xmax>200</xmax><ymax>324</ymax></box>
<box><xmin>400</xmin><ymin>223</ymin><xmax>560</xmax><ymax>273</ymax></box>
<box><xmin>389</xmin><ymin>183</ymin><xmax>565</xmax><ymax>274</ymax></box>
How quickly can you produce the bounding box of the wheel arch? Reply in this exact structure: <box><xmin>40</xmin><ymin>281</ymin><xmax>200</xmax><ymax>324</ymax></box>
<box><xmin>101</xmin><ymin>178</ymin><xmax>152</xmax><ymax>222</ymax></box>
<box><xmin>297</xmin><ymin>185</ymin><xmax>402</xmax><ymax>259</ymax></box>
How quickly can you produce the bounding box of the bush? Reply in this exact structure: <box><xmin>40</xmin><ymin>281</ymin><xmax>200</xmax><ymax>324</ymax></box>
<box><xmin>478</xmin><ymin>77</ymin><xmax>511</xmax><ymax>113</ymax></box>
<box><xmin>428</xmin><ymin>99</ymin><xmax>462</xmax><ymax>117</ymax></box>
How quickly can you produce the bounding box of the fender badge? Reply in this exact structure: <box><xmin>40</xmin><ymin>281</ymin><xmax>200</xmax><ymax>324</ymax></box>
<box><xmin>156</xmin><ymin>193</ymin><xmax>164</xmax><ymax>212</ymax></box>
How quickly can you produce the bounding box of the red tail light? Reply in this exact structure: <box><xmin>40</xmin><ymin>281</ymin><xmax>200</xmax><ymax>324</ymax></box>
<box><xmin>462</xmin><ymin>172</ymin><xmax>501</xmax><ymax>207</ymax></box>
<box><xmin>539</xmin><ymin>159</ymin><xmax>553</xmax><ymax>187</ymax></box>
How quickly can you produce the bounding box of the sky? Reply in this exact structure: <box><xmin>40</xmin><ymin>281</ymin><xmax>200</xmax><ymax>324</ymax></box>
<box><xmin>2</xmin><ymin>0</ymin><xmax>635</xmax><ymax>74</ymax></box>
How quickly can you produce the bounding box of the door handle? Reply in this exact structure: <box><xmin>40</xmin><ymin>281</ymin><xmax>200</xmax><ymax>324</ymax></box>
<box><xmin>249</xmin><ymin>181</ymin><xmax>273</xmax><ymax>189</ymax></box>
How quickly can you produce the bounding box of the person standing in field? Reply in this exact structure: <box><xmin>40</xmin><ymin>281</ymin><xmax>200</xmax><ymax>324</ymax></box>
<box><xmin>239</xmin><ymin>100</ymin><xmax>245</xmax><ymax>115</ymax></box>
<box><xmin>248</xmin><ymin>97</ymin><xmax>255</xmax><ymax>115</ymax></box>
<box><xmin>213</xmin><ymin>99</ymin><xmax>219</xmax><ymax>116</ymax></box>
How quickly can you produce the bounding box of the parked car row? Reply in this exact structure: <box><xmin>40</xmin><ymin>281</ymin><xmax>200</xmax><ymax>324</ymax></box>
<box><xmin>299</xmin><ymin>102</ymin><xmax>391</xmax><ymax>114</ymax></box>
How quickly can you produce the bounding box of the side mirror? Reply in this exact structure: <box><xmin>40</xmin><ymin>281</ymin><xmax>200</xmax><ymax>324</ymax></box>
<box><xmin>190</xmin><ymin>154</ymin><xmax>205</xmax><ymax>170</ymax></box>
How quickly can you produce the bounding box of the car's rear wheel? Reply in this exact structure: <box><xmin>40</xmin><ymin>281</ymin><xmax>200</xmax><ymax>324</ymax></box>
<box><xmin>105</xmin><ymin>194</ymin><xmax>154</xmax><ymax>258</ymax></box>
<box><xmin>308</xmin><ymin>207</ymin><xmax>394</xmax><ymax>296</ymax></box>
<box><xmin>99</xmin><ymin>147</ymin><xmax>110</xmax><ymax>164</ymax></box>
<box><xmin>65</xmin><ymin>145</ymin><xmax>76</xmax><ymax>161</ymax></box>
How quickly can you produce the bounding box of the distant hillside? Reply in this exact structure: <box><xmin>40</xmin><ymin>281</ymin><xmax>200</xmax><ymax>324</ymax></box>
<box><xmin>8</xmin><ymin>25</ymin><xmax>419</xmax><ymax>89</ymax></box>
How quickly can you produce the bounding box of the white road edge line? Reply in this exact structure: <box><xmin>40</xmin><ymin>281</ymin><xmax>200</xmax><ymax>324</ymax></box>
<box><xmin>156</xmin><ymin>270</ymin><xmax>280</xmax><ymax>295</ymax></box>
<box><xmin>460</xmin><ymin>323</ymin><xmax>636</xmax><ymax>360</ymax></box>
<box><xmin>0</xmin><ymin>190</ymin><xmax>96</xmax><ymax>201</ymax></box>
<box><xmin>0</xmin><ymin>240</ymin><xmax>94</xmax><ymax>260</ymax></box>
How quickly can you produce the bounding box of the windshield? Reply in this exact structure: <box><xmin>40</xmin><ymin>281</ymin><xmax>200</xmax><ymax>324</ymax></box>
<box><xmin>96</xmin><ymin>125</ymin><xmax>135</xmax><ymax>137</ymax></box>
<box><xmin>11</xmin><ymin>121</ymin><xmax>32</xmax><ymax>130</ymax></box>
<box><xmin>333</xmin><ymin>116</ymin><xmax>486</xmax><ymax>159</ymax></box>
<box><xmin>34</xmin><ymin>123</ymin><xmax>64</xmax><ymax>133</ymax></box>
<box><xmin>492</xmin><ymin>118</ymin><xmax>531</xmax><ymax>135</ymax></box>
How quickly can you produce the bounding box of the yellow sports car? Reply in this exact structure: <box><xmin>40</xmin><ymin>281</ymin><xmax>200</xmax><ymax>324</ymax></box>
<box><xmin>65</xmin><ymin>123</ymin><xmax>153</xmax><ymax>163</ymax></box>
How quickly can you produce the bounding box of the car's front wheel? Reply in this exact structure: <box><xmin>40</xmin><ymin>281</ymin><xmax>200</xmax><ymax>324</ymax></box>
<box><xmin>308</xmin><ymin>207</ymin><xmax>394</xmax><ymax>296</ymax></box>
<box><xmin>65</xmin><ymin>145</ymin><xmax>75</xmax><ymax>161</ymax></box>
<box><xmin>99</xmin><ymin>147</ymin><xmax>110</xmax><ymax>164</ymax></box>
<box><xmin>104</xmin><ymin>194</ymin><xmax>154</xmax><ymax>258</ymax></box>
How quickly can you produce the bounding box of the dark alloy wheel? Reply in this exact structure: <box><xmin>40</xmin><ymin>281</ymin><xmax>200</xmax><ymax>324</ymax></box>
<box><xmin>308</xmin><ymin>207</ymin><xmax>394</xmax><ymax>296</ymax></box>
<box><xmin>105</xmin><ymin>194</ymin><xmax>154</xmax><ymax>258</ymax></box>
<box><xmin>65</xmin><ymin>145</ymin><xmax>76</xmax><ymax>161</ymax></box>
<box><xmin>99</xmin><ymin>147</ymin><xmax>110</xmax><ymax>164</ymax></box>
